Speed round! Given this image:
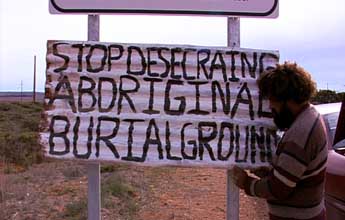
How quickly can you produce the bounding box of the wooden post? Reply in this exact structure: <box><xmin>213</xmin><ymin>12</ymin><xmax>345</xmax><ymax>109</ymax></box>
<box><xmin>33</xmin><ymin>55</ymin><xmax>36</xmax><ymax>102</ymax></box>
<box><xmin>87</xmin><ymin>14</ymin><xmax>101</xmax><ymax>220</ymax></box>
<box><xmin>226</xmin><ymin>17</ymin><xmax>240</xmax><ymax>220</ymax></box>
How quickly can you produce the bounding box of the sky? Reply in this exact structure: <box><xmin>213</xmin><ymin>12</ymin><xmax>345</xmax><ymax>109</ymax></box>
<box><xmin>1</xmin><ymin>0</ymin><xmax>345</xmax><ymax>92</ymax></box>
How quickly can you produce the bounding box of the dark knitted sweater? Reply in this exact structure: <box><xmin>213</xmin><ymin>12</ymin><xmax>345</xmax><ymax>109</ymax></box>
<box><xmin>244</xmin><ymin>105</ymin><xmax>329</xmax><ymax>220</ymax></box>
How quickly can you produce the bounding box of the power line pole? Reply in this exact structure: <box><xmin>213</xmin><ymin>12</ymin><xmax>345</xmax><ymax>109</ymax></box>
<box><xmin>33</xmin><ymin>55</ymin><xmax>37</xmax><ymax>102</ymax></box>
<box><xmin>20</xmin><ymin>80</ymin><xmax>23</xmax><ymax>102</ymax></box>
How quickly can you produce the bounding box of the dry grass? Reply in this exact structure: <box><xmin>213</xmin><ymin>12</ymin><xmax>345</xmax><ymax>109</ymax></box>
<box><xmin>0</xmin><ymin>102</ymin><xmax>44</xmax><ymax>169</ymax></box>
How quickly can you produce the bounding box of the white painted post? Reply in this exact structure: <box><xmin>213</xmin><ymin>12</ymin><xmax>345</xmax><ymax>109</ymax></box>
<box><xmin>87</xmin><ymin>14</ymin><xmax>101</xmax><ymax>220</ymax></box>
<box><xmin>226</xmin><ymin>17</ymin><xmax>240</xmax><ymax>220</ymax></box>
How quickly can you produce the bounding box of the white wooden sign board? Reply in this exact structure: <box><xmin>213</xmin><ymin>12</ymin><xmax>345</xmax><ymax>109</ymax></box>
<box><xmin>41</xmin><ymin>40</ymin><xmax>279</xmax><ymax>169</ymax></box>
<box><xmin>49</xmin><ymin>0</ymin><xmax>279</xmax><ymax>17</ymax></box>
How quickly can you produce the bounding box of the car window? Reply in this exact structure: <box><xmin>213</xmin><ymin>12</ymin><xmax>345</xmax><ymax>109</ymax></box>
<box><xmin>322</xmin><ymin>112</ymin><xmax>340</xmax><ymax>146</ymax></box>
<box><xmin>315</xmin><ymin>102</ymin><xmax>341</xmax><ymax>147</ymax></box>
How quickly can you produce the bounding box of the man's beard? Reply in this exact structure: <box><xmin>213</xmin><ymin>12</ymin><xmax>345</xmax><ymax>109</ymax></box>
<box><xmin>272</xmin><ymin>103</ymin><xmax>295</xmax><ymax>130</ymax></box>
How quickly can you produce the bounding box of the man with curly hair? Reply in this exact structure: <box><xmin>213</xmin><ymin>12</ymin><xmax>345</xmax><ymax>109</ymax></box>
<box><xmin>231</xmin><ymin>62</ymin><xmax>329</xmax><ymax>220</ymax></box>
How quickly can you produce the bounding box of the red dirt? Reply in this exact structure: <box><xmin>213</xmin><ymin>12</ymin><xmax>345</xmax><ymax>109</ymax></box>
<box><xmin>0</xmin><ymin>96</ymin><xmax>269</xmax><ymax>219</ymax></box>
<box><xmin>1</xmin><ymin>161</ymin><xmax>269</xmax><ymax>220</ymax></box>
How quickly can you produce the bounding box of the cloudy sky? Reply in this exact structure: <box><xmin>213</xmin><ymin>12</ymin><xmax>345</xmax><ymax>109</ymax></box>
<box><xmin>1</xmin><ymin>0</ymin><xmax>345</xmax><ymax>92</ymax></box>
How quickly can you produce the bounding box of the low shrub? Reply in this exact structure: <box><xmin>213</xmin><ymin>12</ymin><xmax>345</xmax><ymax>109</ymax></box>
<box><xmin>0</xmin><ymin>102</ymin><xmax>44</xmax><ymax>169</ymax></box>
<box><xmin>63</xmin><ymin>199</ymin><xmax>87</xmax><ymax>220</ymax></box>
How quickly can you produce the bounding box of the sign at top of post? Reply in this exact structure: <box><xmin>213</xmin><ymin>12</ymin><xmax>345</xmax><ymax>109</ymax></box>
<box><xmin>49</xmin><ymin>0</ymin><xmax>279</xmax><ymax>18</ymax></box>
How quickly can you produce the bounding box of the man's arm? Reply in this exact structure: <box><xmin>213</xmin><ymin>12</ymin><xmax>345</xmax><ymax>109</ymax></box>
<box><xmin>233</xmin><ymin>141</ymin><xmax>309</xmax><ymax>200</ymax></box>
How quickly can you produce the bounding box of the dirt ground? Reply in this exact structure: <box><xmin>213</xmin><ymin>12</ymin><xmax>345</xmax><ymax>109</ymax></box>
<box><xmin>0</xmin><ymin>96</ymin><xmax>268</xmax><ymax>220</ymax></box>
<box><xmin>1</xmin><ymin>160</ymin><xmax>268</xmax><ymax>220</ymax></box>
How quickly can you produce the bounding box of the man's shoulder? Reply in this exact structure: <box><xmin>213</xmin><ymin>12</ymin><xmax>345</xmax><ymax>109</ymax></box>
<box><xmin>282</xmin><ymin>106</ymin><xmax>321</xmax><ymax>148</ymax></box>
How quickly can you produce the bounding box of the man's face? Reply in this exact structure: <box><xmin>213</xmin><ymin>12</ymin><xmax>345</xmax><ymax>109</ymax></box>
<box><xmin>269</xmin><ymin>99</ymin><xmax>295</xmax><ymax>130</ymax></box>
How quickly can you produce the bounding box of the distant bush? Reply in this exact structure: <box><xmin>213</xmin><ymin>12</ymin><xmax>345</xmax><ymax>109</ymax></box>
<box><xmin>0</xmin><ymin>102</ymin><xmax>44</xmax><ymax>169</ymax></box>
<box><xmin>311</xmin><ymin>90</ymin><xmax>344</xmax><ymax>104</ymax></box>
<box><xmin>102</xmin><ymin>175</ymin><xmax>136</xmax><ymax>199</ymax></box>
<box><xmin>62</xmin><ymin>166</ymin><xmax>85</xmax><ymax>179</ymax></box>
<box><xmin>63</xmin><ymin>199</ymin><xmax>87</xmax><ymax>220</ymax></box>
<box><xmin>102</xmin><ymin>173</ymin><xmax>138</xmax><ymax>218</ymax></box>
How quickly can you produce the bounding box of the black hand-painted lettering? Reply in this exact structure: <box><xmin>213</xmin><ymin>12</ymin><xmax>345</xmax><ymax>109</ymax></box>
<box><xmin>121</xmin><ymin>119</ymin><xmax>145</xmax><ymax>162</ymax></box>
<box><xmin>49</xmin><ymin>115</ymin><xmax>70</xmax><ymax>155</ymax></box>
<box><xmin>210</xmin><ymin>51</ymin><xmax>227</xmax><ymax>82</ymax></box>
<box><xmin>225</xmin><ymin>51</ymin><xmax>240</xmax><ymax>82</ymax></box>
<box><xmin>212</xmin><ymin>81</ymin><xmax>230</xmax><ymax>115</ymax></box>
<box><xmin>241</xmin><ymin>52</ymin><xmax>257</xmax><ymax>79</ymax></box>
<box><xmin>198</xmin><ymin>122</ymin><xmax>217</xmax><ymax>161</ymax></box>
<box><xmin>265</xmin><ymin>128</ymin><xmax>278</xmax><ymax>162</ymax></box>
<box><xmin>86</xmin><ymin>44</ymin><xmax>107</xmax><ymax>73</ymax></box>
<box><xmin>259</xmin><ymin>52</ymin><xmax>279</xmax><ymax>76</ymax></box>
<box><xmin>72</xmin><ymin>44</ymin><xmax>83</xmax><ymax>72</ymax></box>
<box><xmin>142</xmin><ymin>77</ymin><xmax>162</xmax><ymax>115</ymax></box>
<box><xmin>72</xmin><ymin>116</ymin><xmax>91</xmax><ymax>158</ymax></box>
<box><xmin>235</xmin><ymin>125</ymin><xmax>247</xmax><ymax>163</ymax></box>
<box><xmin>52</xmin><ymin>43</ymin><xmax>70</xmax><ymax>73</ymax></box>
<box><xmin>181</xmin><ymin>123</ymin><xmax>197</xmax><ymax>160</ymax></box>
<box><xmin>71</xmin><ymin>44</ymin><xmax>91</xmax><ymax>72</ymax></box>
<box><xmin>98</xmin><ymin>77</ymin><xmax>117</xmax><ymax>113</ymax></box>
<box><xmin>108</xmin><ymin>44</ymin><xmax>124</xmax><ymax>71</ymax></box>
<box><xmin>87</xmin><ymin>116</ymin><xmax>94</xmax><ymax>158</ymax></box>
<box><xmin>78</xmin><ymin>76</ymin><xmax>97</xmax><ymax>113</ymax></box>
<box><xmin>96</xmin><ymin>116</ymin><xmax>120</xmax><ymax>158</ymax></box>
<box><xmin>127</xmin><ymin>46</ymin><xmax>147</xmax><ymax>75</ymax></box>
<box><xmin>157</xmin><ymin>47</ymin><xmax>171</xmax><ymax>78</ymax></box>
<box><xmin>164</xmin><ymin>80</ymin><xmax>186</xmax><ymax>115</ymax></box>
<box><xmin>255</xmin><ymin>126</ymin><xmax>266</xmax><ymax>162</ymax></box>
<box><xmin>187</xmin><ymin>81</ymin><xmax>209</xmax><ymax>115</ymax></box>
<box><xmin>170</xmin><ymin>48</ymin><xmax>183</xmax><ymax>79</ymax></box>
<box><xmin>217</xmin><ymin>122</ymin><xmax>234</xmax><ymax>161</ymax></box>
<box><xmin>142</xmin><ymin>119</ymin><xmax>164</xmax><ymax>160</ymax></box>
<box><xmin>147</xmin><ymin>47</ymin><xmax>159</xmax><ymax>77</ymax></box>
<box><xmin>118</xmin><ymin>75</ymin><xmax>139</xmax><ymax>114</ymax></box>
<box><xmin>48</xmin><ymin>75</ymin><xmax>77</xmax><ymax>113</ymax></box>
<box><xmin>165</xmin><ymin>121</ymin><xmax>182</xmax><ymax>160</ymax></box>
<box><xmin>197</xmin><ymin>49</ymin><xmax>210</xmax><ymax>80</ymax></box>
<box><xmin>73</xmin><ymin>116</ymin><xmax>80</xmax><ymax>157</ymax></box>
<box><xmin>231</xmin><ymin>82</ymin><xmax>254</xmax><ymax>120</ymax></box>
<box><xmin>250</xmin><ymin>126</ymin><xmax>256</xmax><ymax>164</ymax></box>
<box><xmin>182</xmin><ymin>49</ymin><xmax>197</xmax><ymax>80</ymax></box>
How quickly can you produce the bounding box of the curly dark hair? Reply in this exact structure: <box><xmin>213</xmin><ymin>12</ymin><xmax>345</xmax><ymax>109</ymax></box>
<box><xmin>257</xmin><ymin>62</ymin><xmax>317</xmax><ymax>103</ymax></box>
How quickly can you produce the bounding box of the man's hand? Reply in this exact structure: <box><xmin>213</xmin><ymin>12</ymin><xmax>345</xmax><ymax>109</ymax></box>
<box><xmin>249</xmin><ymin>166</ymin><xmax>271</xmax><ymax>178</ymax></box>
<box><xmin>230</xmin><ymin>165</ymin><xmax>248</xmax><ymax>189</ymax></box>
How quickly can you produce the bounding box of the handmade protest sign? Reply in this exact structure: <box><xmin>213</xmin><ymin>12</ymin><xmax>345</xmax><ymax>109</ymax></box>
<box><xmin>40</xmin><ymin>40</ymin><xmax>279</xmax><ymax>168</ymax></box>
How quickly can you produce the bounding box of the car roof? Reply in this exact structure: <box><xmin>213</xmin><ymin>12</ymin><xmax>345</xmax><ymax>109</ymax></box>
<box><xmin>314</xmin><ymin>102</ymin><xmax>341</xmax><ymax>115</ymax></box>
